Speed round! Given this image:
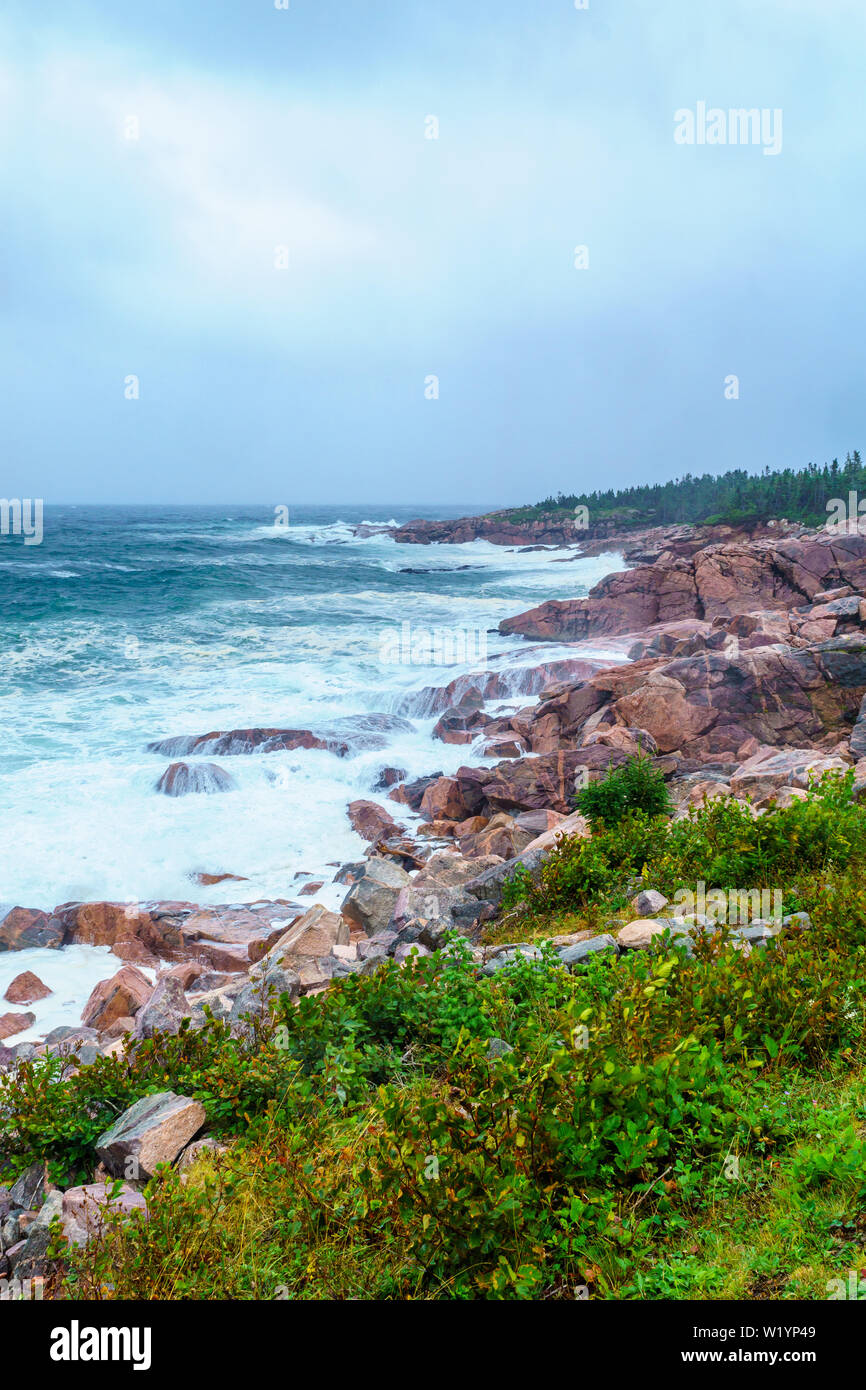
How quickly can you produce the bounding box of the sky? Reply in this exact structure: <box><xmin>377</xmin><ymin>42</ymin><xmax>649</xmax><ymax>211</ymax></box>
<box><xmin>1</xmin><ymin>0</ymin><xmax>864</xmax><ymax>506</ymax></box>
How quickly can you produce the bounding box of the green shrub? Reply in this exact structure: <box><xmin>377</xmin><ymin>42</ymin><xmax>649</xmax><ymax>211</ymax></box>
<box><xmin>575</xmin><ymin>753</ymin><xmax>672</xmax><ymax>829</ymax></box>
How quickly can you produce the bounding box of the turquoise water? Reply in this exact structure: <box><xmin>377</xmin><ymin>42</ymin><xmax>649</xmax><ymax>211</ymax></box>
<box><xmin>0</xmin><ymin>504</ymin><xmax>622</xmax><ymax>911</ymax></box>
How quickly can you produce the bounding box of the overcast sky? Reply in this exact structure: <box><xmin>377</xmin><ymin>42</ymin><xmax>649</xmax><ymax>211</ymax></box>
<box><xmin>1</xmin><ymin>0</ymin><xmax>864</xmax><ymax>505</ymax></box>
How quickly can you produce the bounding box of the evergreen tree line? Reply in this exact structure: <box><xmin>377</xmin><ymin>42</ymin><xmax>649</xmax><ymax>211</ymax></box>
<box><xmin>526</xmin><ymin>451</ymin><xmax>865</xmax><ymax>528</ymax></box>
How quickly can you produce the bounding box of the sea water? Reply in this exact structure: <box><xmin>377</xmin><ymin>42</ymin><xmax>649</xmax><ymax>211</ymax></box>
<box><xmin>0</xmin><ymin>503</ymin><xmax>623</xmax><ymax>1036</ymax></box>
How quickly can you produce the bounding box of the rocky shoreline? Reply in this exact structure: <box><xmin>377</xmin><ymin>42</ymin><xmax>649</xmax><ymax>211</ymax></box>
<box><xmin>4</xmin><ymin>514</ymin><xmax>866</xmax><ymax>1057</ymax></box>
<box><xmin>3</xmin><ymin>511</ymin><xmax>866</xmax><ymax>1284</ymax></box>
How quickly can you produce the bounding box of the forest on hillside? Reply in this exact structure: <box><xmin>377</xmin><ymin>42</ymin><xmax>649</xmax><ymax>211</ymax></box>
<box><xmin>522</xmin><ymin>451</ymin><xmax>865</xmax><ymax>528</ymax></box>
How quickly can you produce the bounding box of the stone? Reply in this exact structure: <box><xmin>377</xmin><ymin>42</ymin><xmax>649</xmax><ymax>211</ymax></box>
<box><xmin>82</xmin><ymin>966</ymin><xmax>152</xmax><ymax>1031</ymax></box>
<box><xmin>347</xmin><ymin>799</ymin><xmax>404</xmax><ymax>842</ymax></box>
<box><xmin>3</xmin><ymin>972</ymin><xmax>51</xmax><ymax>1005</ymax></box>
<box><xmin>96</xmin><ymin>1092</ymin><xmax>206</xmax><ymax>1178</ymax></box>
<box><xmin>9</xmin><ymin>1190</ymin><xmax>63</xmax><ymax>1275</ymax></box>
<box><xmin>155</xmin><ymin>762</ymin><xmax>237</xmax><ymax>795</ymax></box>
<box><xmin>191</xmin><ymin>871</ymin><xmax>248</xmax><ymax>886</ymax></box>
<box><xmin>0</xmin><ymin>1012</ymin><xmax>34</xmax><ymax>1041</ymax></box>
<box><xmin>730</xmin><ymin>748</ymin><xmax>849</xmax><ymax>796</ymax></box>
<box><xmin>630</xmin><ymin>889</ymin><xmax>669</xmax><ymax>916</ymax></box>
<box><xmin>340</xmin><ymin>857</ymin><xmax>411</xmax><ymax>935</ymax></box>
<box><xmin>229</xmin><ymin>968</ymin><xmax>300</xmax><ymax>1027</ymax></box>
<box><xmin>101</xmin><ymin>1015</ymin><xmax>135</xmax><ymax>1039</ymax></box>
<box><xmin>9</xmin><ymin>1164</ymin><xmax>45</xmax><ymax>1212</ymax></box>
<box><xmin>556</xmin><ymin>934</ymin><xmax>618</xmax><ymax>966</ymax></box>
<box><xmin>176</xmin><ymin>1137</ymin><xmax>228</xmax><ymax>1173</ymax></box>
<box><xmin>617</xmin><ymin>920</ymin><xmax>669</xmax><ymax>950</ymax></box>
<box><xmin>514</xmin><ymin>809</ymin><xmax>565</xmax><ymax>835</ymax></box>
<box><xmin>521</xmin><ymin>809</ymin><xmax>591</xmax><ymax>854</ymax></box>
<box><xmin>0</xmin><ymin>906</ymin><xmax>64</xmax><ymax>953</ymax></box>
<box><xmin>731</xmin><ymin>924</ymin><xmax>781</xmax><ymax>944</ymax></box>
<box><xmin>387</xmin><ymin>772</ymin><xmax>446</xmax><ymax>811</ymax></box>
<box><xmin>783</xmin><ymin>911</ymin><xmax>812</xmax><ymax>932</ymax></box>
<box><xmin>189</xmin><ymin>984</ymin><xmax>241</xmax><ymax>1025</ymax></box>
<box><xmin>61</xmin><ymin>1183</ymin><xmax>148</xmax><ymax>1246</ymax></box>
<box><xmin>485</xmin><ymin>1037</ymin><xmax>514</xmax><ymax>1059</ymax></box>
<box><xmin>480</xmin><ymin>946</ymin><xmax>545</xmax><ymax>976</ymax></box>
<box><xmin>457</xmin><ymin>812</ymin><xmax>535</xmax><ymax>860</ymax></box>
<box><xmin>499</xmin><ymin>533</ymin><xmax>866</xmax><ymax>644</ymax></box>
<box><xmin>43</xmin><ymin>1028</ymin><xmax>100</xmax><ymax>1063</ymax></box>
<box><xmin>374</xmin><ymin>766</ymin><xmax>407</xmax><ymax>790</ymax></box>
<box><xmin>355</xmin><ymin>931</ymin><xmax>398</xmax><ymax>960</ymax></box>
<box><xmin>419</xmin><ymin>776</ymin><xmax>468</xmax><ymax>822</ymax></box>
<box><xmin>131</xmin><ymin>977</ymin><xmax>191</xmax><ymax>1040</ymax></box>
<box><xmin>56</xmin><ymin>900</ymin><xmax>293</xmax><ymax>972</ymax></box>
<box><xmin>394</xmin><ymin>942</ymin><xmax>432</xmax><ymax>964</ymax></box>
<box><xmin>148</xmin><ymin>713</ymin><xmax>414</xmax><ymax>760</ymax></box>
<box><xmin>465</xmin><ymin>848</ymin><xmax>546</xmax><ymax>908</ymax></box>
<box><xmin>261</xmin><ymin>905</ymin><xmax>347</xmax><ymax>963</ymax></box>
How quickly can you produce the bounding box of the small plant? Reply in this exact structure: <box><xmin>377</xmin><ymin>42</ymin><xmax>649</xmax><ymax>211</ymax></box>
<box><xmin>575</xmin><ymin>753</ymin><xmax>672</xmax><ymax>829</ymax></box>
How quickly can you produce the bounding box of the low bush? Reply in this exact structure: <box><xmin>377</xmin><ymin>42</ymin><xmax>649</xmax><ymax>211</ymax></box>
<box><xmin>574</xmin><ymin>752</ymin><xmax>672</xmax><ymax>829</ymax></box>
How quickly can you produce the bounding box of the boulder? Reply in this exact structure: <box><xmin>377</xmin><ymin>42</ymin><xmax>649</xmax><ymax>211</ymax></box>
<box><xmin>8</xmin><ymin>1190</ymin><xmax>63</xmax><ymax>1276</ymax></box>
<box><xmin>617</xmin><ymin>920</ymin><xmax>668</xmax><ymax>950</ymax></box>
<box><xmin>457</xmin><ymin>812</ymin><xmax>535</xmax><ymax>860</ymax></box>
<box><xmin>346</xmin><ymin>799</ymin><xmax>404</xmax><ymax>842</ymax></box>
<box><xmin>61</xmin><ymin>1182</ymin><xmax>149</xmax><ymax>1246</ymax></box>
<box><xmin>340</xmin><ymin>858</ymin><xmax>411</xmax><ymax>935</ymax></box>
<box><xmin>394</xmin><ymin>942</ymin><xmax>432</xmax><ymax>964</ymax></box>
<box><xmin>521</xmin><ymin>809</ymin><xmax>591</xmax><ymax>854</ymax></box>
<box><xmin>630</xmin><ymin>890</ymin><xmax>669</xmax><ymax>916</ymax></box>
<box><xmin>228</xmin><ymin>966</ymin><xmax>301</xmax><ymax>1026</ymax></box>
<box><xmin>257</xmin><ymin>904</ymin><xmax>348</xmax><ymax>966</ymax></box>
<box><xmin>374</xmin><ymin>766</ymin><xmax>407</xmax><ymax>789</ymax></box>
<box><xmin>3</xmin><ymin>972</ymin><xmax>51</xmax><ymax>1005</ymax></box>
<box><xmin>848</xmin><ymin>691</ymin><xmax>866</xmax><ymax>760</ymax></box>
<box><xmin>82</xmin><ymin>966</ymin><xmax>152</xmax><ymax>1031</ymax></box>
<box><xmin>730</xmin><ymin>748</ymin><xmax>849</xmax><ymax>796</ymax></box>
<box><xmin>96</xmin><ymin>1092</ymin><xmax>206</xmax><ymax>1179</ymax></box>
<box><xmin>155</xmin><ymin>762</ymin><xmax>237</xmax><ymax>795</ymax></box>
<box><xmin>9</xmin><ymin>1163</ymin><xmax>46</xmax><ymax>1211</ymax></box>
<box><xmin>464</xmin><ymin>848</ymin><xmax>547</xmax><ymax>908</ymax></box>
<box><xmin>432</xmin><ymin>706</ymin><xmax>488</xmax><ymax>745</ymax></box>
<box><xmin>0</xmin><ymin>906</ymin><xmax>64</xmax><ymax>953</ymax></box>
<box><xmin>177</xmin><ymin>1137</ymin><xmax>228</xmax><ymax>1173</ymax></box>
<box><xmin>147</xmin><ymin>714</ymin><xmax>414</xmax><ymax>760</ymax></box>
<box><xmin>0</xmin><ymin>1011</ymin><xmax>34</xmax><ymax>1040</ymax></box>
<box><xmin>191</xmin><ymin>871</ymin><xmax>248</xmax><ymax>886</ymax></box>
<box><xmin>131</xmin><ymin>976</ymin><xmax>192</xmax><ymax>1039</ymax></box>
<box><xmin>480</xmin><ymin>946</ymin><xmax>545</xmax><ymax>976</ymax></box>
<box><xmin>419</xmin><ymin>776</ymin><xmax>468</xmax><ymax>822</ymax></box>
<box><xmin>557</xmin><ymin>934</ymin><xmax>618</xmax><ymax>966</ymax></box>
<box><xmin>387</xmin><ymin>772</ymin><xmax>445</xmax><ymax>811</ymax></box>
<box><xmin>356</xmin><ymin>930</ymin><xmax>399</xmax><ymax>960</ymax></box>
<box><xmin>57</xmin><ymin>900</ymin><xmax>295</xmax><ymax>972</ymax></box>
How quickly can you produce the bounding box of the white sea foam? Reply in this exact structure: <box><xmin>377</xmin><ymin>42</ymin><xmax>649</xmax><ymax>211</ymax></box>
<box><xmin>0</xmin><ymin>945</ymin><xmax>156</xmax><ymax>1045</ymax></box>
<box><xmin>0</xmin><ymin>524</ymin><xmax>627</xmax><ymax>1030</ymax></box>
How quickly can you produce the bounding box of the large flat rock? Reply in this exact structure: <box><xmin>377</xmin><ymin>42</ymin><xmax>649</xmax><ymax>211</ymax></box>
<box><xmin>96</xmin><ymin>1091</ymin><xmax>206</xmax><ymax>1179</ymax></box>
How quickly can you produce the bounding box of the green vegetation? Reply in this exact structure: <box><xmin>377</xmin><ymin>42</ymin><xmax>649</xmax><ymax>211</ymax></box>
<box><xmin>510</xmin><ymin>450</ymin><xmax>864</xmax><ymax>530</ymax></box>
<box><xmin>574</xmin><ymin>751</ymin><xmax>672</xmax><ymax>831</ymax></box>
<box><xmin>2</xmin><ymin>774</ymin><xmax>865</xmax><ymax>1300</ymax></box>
<box><xmin>505</xmin><ymin>768</ymin><xmax>863</xmax><ymax>921</ymax></box>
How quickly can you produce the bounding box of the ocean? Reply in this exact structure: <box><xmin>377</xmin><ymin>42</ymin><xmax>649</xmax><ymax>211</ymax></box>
<box><xmin>0</xmin><ymin>504</ymin><xmax>623</xmax><ymax>1037</ymax></box>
